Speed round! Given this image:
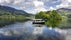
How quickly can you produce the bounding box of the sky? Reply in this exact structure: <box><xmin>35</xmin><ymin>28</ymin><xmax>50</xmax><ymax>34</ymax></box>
<box><xmin>0</xmin><ymin>0</ymin><xmax>71</xmax><ymax>14</ymax></box>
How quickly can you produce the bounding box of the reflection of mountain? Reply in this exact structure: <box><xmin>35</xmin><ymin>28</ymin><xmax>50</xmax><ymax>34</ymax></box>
<box><xmin>0</xmin><ymin>5</ymin><xmax>32</xmax><ymax>16</ymax></box>
<box><xmin>57</xmin><ymin>8</ymin><xmax>71</xmax><ymax>27</ymax></box>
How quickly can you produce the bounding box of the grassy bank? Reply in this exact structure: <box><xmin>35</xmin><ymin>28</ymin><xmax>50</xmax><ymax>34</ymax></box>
<box><xmin>0</xmin><ymin>15</ymin><xmax>27</xmax><ymax>27</ymax></box>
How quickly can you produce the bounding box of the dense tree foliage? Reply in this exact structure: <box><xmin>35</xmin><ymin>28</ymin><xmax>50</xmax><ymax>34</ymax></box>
<box><xmin>35</xmin><ymin>10</ymin><xmax>62</xmax><ymax>28</ymax></box>
<box><xmin>45</xmin><ymin>10</ymin><xmax>62</xmax><ymax>27</ymax></box>
<box><xmin>35</xmin><ymin>11</ymin><xmax>48</xmax><ymax>20</ymax></box>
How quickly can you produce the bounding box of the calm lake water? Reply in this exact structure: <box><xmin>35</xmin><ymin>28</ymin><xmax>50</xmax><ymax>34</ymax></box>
<box><xmin>0</xmin><ymin>21</ymin><xmax>66</xmax><ymax>40</ymax></box>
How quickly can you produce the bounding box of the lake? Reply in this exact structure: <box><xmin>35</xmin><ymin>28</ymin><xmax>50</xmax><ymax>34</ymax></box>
<box><xmin>0</xmin><ymin>21</ymin><xmax>68</xmax><ymax>40</ymax></box>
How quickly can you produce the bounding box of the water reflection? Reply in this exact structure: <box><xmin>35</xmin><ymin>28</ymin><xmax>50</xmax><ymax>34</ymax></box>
<box><xmin>0</xmin><ymin>21</ymin><xmax>65</xmax><ymax>40</ymax></box>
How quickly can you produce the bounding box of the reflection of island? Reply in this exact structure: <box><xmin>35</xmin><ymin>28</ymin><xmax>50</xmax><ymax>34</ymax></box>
<box><xmin>33</xmin><ymin>24</ymin><xmax>44</xmax><ymax>27</ymax></box>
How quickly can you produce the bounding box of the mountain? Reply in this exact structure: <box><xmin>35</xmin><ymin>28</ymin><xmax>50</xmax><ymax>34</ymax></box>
<box><xmin>57</xmin><ymin>8</ymin><xmax>71</xmax><ymax>17</ymax></box>
<box><xmin>57</xmin><ymin>8</ymin><xmax>71</xmax><ymax>27</ymax></box>
<box><xmin>0</xmin><ymin>5</ymin><xmax>32</xmax><ymax>16</ymax></box>
<box><xmin>57</xmin><ymin>8</ymin><xmax>71</xmax><ymax>11</ymax></box>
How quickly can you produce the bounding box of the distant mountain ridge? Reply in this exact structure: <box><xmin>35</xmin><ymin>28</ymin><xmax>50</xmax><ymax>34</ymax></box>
<box><xmin>0</xmin><ymin>5</ymin><xmax>32</xmax><ymax>16</ymax></box>
<box><xmin>57</xmin><ymin>8</ymin><xmax>71</xmax><ymax>11</ymax></box>
<box><xmin>57</xmin><ymin>8</ymin><xmax>71</xmax><ymax>15</ymax></box>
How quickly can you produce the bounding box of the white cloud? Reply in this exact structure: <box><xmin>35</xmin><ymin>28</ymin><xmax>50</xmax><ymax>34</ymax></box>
<box><xmin>33</xmin><ymin>1</ymin><xmax>44</xmax><ymax>7</ymax></box>
<box><xmin>32</xmin><ymin>1</ymin><xmax>47</xmax><ymax>14</ymax></box>
<box><xmin>0</xmin><ymin>0</ymin><xmax>4</xmax><ymax>3</ymax></box>
<box><xmin>0</xmin><ymin>0</ymin><xmax>46</xmax><ymax>14</ymax></box>
<box><xmin>56</xmin><ymin>0</ymin><xmax>71</xmax><ymax>9</ymax></box>
<box><xmin>34</xmin><ymin>7</ymin><xmax>47</xmax><ymax>12</ymax></box>
<box><xmin>26</xmin><ymin>7</ymin><xmax>47</xmax><ymax>14</ymax></box>
<box><xmin>13</xmin><ymin>0</ymin><xmax>22</xmax><ymax>5</ymax></box>
<box><xmin>5</xmin><ymin>0</ymin><xmax>11</xmax><ymax>3</ymax></box>
<box><xmin>0</xmin><ymin>0</ymin><xmax>71</xmax><ymax>14</ymax></box>
<box><xmin>49</xmin><ymin>7</ymin><xmax>54</xmax><ymax>10</ymax></box>
<box><xmin>56</xmin><ymin>4</ymin><xmax>69</xmax><ymax>8</ymax></box>
<box><xmin>68</xmin><ymin>0</ymin><xmax>71</xmax><ymax>2</ymax></box>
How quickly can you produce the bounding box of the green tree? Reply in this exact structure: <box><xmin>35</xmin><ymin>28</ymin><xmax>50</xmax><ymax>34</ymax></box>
<box><xmin>45</xmin><ymin>10</ymin><xmax>62</xmax><ymax>28</ymax></box>
<box><xmin>35</xmin><ymin>11</ymin><xmax>48</xmax><ymax>20</ymax></box>
<box><xmin>35</xmin><ymin>10</ymin><xmax>62</xmax><ymax>28</ymax></box>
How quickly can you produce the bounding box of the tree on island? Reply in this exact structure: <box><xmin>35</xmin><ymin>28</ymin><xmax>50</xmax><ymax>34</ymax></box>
<box><xmin>35</xmin><ymin>10</ymin><xmax>62</xmax><ymax>28</ymax></box>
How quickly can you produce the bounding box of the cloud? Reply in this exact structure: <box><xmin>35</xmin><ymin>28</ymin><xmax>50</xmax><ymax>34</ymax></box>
<box><xmin>0</xmin><ymin>0</ymin><xmax>4</xmax><ymax>3</ymax></box>
<box><xmin>56</xmin><ymin>0</ymin><xmax>71</xmax><ymax>9</ymax></box>
<box><xmin>32</xmin><ymin>1</ymin><xmax>47</xmax><ymax>14</ymax></box>
<box><xmin>5</xmin><ymin>0</ymin><xmax>11</xmax><ymax>3</ymax></box>
<box><xmin>33</xmin><ymin>1</ymin><xmax>44</xmax><ymax>7</ymax></box>
<box><xmin>0</xmin><ymin>0</ymin><xmax>71</xmax><ymax>14</ymax></box>
<box><xmin>13</xmin><ymin>0</ymin><xmax>22</xmax><ymax>5</ymax></box>
<box><xmin>26</xmin><ymin>6</ymin><xmax>47</xmax><ymax>14</ymax></box>
<box><xmin>56</xmin><ymin>4</ymin><xmax>69</xmax><ymax>8</ymax></box>
<box><xmin>68</xmin><ymin>0</ymin><xmax>71</xmax><ymax>3</ymax></box>
<box><xmin>0</xmin><ymin>0</ymin><xmax>46</xmax><ymax>14</ymax></box>
<box><xmin>33</xmin><ymin>7</ymin><xmax>47</xmax><ymax>13</ymax></box>
<box><xmin>49</xmin><ymin>7</ymin><xmax>56</xmax><ymax>10</ymax></box>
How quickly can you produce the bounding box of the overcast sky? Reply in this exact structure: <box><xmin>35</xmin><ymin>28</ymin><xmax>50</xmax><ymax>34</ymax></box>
<box><xmin>0</xmin><ymin>0</ymin><xmax>71</xmax><ymax>14</ymax></box>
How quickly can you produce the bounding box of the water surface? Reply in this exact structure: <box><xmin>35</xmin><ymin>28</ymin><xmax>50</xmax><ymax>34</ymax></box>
<box><xmin>0</xmin><ymin>21</ymin><xmax>64</xmax><ymax>40</ymax></box>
